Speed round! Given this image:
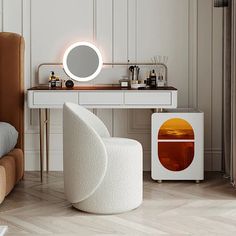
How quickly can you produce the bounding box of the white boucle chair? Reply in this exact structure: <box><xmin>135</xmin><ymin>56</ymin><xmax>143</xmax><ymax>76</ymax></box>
<box><xmin>63</xmin><ymin>102</ymin><xmax>143</xmax><ymax>214</ymax></box>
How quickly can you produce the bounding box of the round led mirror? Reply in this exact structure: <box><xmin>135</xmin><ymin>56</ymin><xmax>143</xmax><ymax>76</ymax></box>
<box><xmin>63</xmin><ymin>42</ymin><xmax>103</xmax><ymax>82</ymax></box>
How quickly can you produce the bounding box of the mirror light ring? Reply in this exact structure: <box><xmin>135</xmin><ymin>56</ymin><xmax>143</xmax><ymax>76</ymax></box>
<box><xmin>63</xmin><ymin>41</ymin><xmax>103</xmax><ymax>82</ymax></box>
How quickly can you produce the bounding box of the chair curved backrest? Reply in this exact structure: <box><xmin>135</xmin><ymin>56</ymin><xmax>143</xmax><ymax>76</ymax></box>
<box><xmin>66</xmin><ymin>103</ymin><xmax>110</xmax><ymax>138</ymax></box>
<box><xmin>63</xmin><ymin>103</ymin><xmax>108</xmax><ymax>203</ymax></box>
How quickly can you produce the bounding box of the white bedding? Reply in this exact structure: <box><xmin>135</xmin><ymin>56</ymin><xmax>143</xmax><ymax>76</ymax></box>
<box><xmin>0</xmin><ymin>122</ymin><xmax>18</xmax><ymax>158</ymax></box>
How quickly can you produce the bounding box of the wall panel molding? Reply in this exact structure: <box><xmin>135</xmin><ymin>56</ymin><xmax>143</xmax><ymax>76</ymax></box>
<box><xmin>127</xmin><ymin>0</ymin><xmax>136</xmax><ymax>62</ymax></box>
<box><xmin>2</xmin><ymin>0</ymin><xmax>22</xmax><ymax>34</ymax></box>
<box><xmin>93</xmin><ymin>0</ymin><xmax>97</xmax><ymax>42</ymax></box>
<box><xmin>212</xmin><ymin>0</ymin><xmax>223</xmax><ymax>169</ymax></box>
<box><xmin>0</xmin><ymin>0</ymin><xmax>3</xmax><ymax>31</ymax></box>
<box><xmin>188</xmin><ymin>0</ymin><xmax>198</xmax><ymax>108</ymax></box>
<box><xmin>127</xmin><ymin>110</ymin><xmax>151</xmax><ymax>134</ymax></box>
<box><xmin>198</xmin><ymin>0</ymin><xmax>213</xmax><ymax>169</ymax></box>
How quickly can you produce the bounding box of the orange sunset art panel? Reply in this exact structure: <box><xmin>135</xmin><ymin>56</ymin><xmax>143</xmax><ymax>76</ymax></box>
<box><xmin>158</xmin><ymin>118</ymin><xmax>194</xmax><ymax>171</ymax></box>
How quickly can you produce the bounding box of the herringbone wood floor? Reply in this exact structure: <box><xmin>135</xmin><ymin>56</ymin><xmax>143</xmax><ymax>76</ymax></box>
<box><xmin>0</xmin><ymin>172</ymin><xmax>236</xmax><ymax>236</ymax></box>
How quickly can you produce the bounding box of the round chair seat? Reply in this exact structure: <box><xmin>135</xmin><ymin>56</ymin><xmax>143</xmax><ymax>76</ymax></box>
<box><xmin>73</xmin><ymin>137</ymin><xmax>143</xmax><ymax>214</ymax></box>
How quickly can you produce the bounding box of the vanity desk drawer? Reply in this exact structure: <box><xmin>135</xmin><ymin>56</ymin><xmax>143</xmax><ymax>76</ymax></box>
<box><xmin>79</xmin><ymin>92</ymin><xmax>123</xmax><ymax>105</ymax></box>
<box><xmin>124</xmin><ymin>92</ymin><xmax>172</xmax><ymax>105</ymax></box>
<box><xmin>32</xmin><ymin>91</ymin><xmax>78</xmax><ymax>107</ymax></box>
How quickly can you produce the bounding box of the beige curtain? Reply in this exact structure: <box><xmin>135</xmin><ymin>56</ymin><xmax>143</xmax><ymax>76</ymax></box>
<box><xmin>223</xmin><ymin>0</ymin><xmax>236</xmax><ymax>184</ymax></box>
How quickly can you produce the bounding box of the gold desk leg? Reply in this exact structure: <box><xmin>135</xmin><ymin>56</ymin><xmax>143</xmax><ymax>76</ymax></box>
<box><xmin>46</xmin><ymin>109</ymin><xmax>50</xmax><ymax>173</ymax></box>
<box><xmin>39</xmin><ymin>109</ymin><xmax>45</xmax><ymax>182</ymax></box>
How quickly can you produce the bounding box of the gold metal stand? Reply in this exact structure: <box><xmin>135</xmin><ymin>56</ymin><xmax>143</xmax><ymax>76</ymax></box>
<box><xmin>37</xmin><ymin>61</ymin><xmax>168</xmax><ymax>85</ymax></box>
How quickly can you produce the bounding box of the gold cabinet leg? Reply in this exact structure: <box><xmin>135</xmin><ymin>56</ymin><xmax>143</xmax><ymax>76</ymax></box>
<box><xmin>152</xmin><ymin>108</ymin><xmax>163</xmax><ymax>113</ymax></box>
<box><xmin>46</xmin><ymin>109</ymin><xmax>50</xmax><ymax>173</ymax></box>
<box><xmin>39</xmin><ymin>109</ymin><xmax>45</xmax><ymax>182</ymax></box>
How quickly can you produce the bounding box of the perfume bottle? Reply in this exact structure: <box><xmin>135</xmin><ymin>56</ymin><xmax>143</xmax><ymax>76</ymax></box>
<box><xmin>49</xmin><ymin>71</ymin><xmax>56</xmax><ymax>88</ymax></box>
<box><xmin>145</xmin><ymin>72</ymin><xmax>150</xmax><ymax>87</ymax></box>
<box><xmin>150</xmin><ymin>70</ymin><xmax>157</xmax><ymax>88</ymax></box>
<box><xmin>55</xmin><ymin>76</ymin><xmax>62</xmax><ymax>88</ymax></box>
<box><xmin>157</xmin><ymin>73</ymin><xmax>165</xmax><ymax>87</ymax></box>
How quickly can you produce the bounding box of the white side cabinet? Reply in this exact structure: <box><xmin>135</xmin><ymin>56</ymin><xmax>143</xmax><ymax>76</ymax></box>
<box><xmin>151</xmin><ymin>109</ymin><xmax>204</xmax><ymax>182</ymax></box>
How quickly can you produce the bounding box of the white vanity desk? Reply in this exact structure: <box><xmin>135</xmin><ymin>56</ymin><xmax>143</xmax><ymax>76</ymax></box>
<box><xmin>27</xmin><ymin>85</ymin><xmax>177</xmax><ymax>180</ymax></box>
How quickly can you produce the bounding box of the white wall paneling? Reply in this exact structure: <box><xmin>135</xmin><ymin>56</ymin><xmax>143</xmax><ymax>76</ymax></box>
<box><xmin>1</xmin><ymin>0</ymin><xmax>223</xmax><ymax>171</ymax></box>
